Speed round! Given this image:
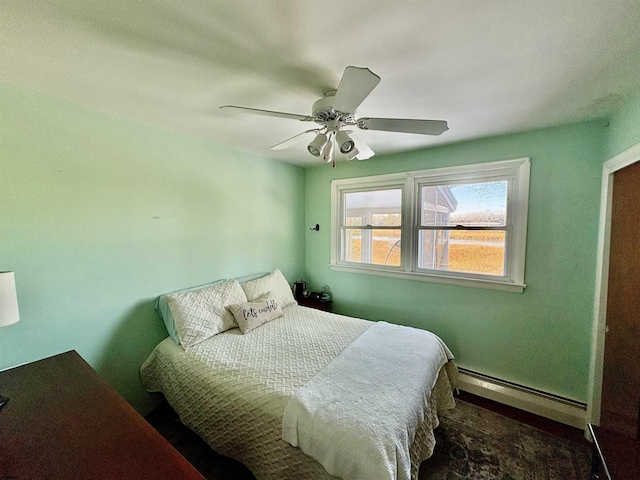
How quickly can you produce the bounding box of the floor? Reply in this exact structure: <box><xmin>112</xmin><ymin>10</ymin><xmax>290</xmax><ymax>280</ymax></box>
<box><xmin>455</xmin><ymin>390</ymin><xmax>589</xmax><ymax>445</ymax></box>
<box><xmin>146</xmin><ymin>390</ymin><xmax>592</xmax><ymax>479</ymax></box>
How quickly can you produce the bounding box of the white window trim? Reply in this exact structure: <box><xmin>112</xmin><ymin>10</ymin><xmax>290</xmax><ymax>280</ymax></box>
<box><xmin>330</xmin><ymin>158</ymin><xmax>530</xmax><ymax>293</ymax></box>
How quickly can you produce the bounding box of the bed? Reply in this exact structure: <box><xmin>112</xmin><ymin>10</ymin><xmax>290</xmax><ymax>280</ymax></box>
<box><xmin>141</xmin><ymin>270</ymin><xmax>457</xmax><ymax>480</ymax></box>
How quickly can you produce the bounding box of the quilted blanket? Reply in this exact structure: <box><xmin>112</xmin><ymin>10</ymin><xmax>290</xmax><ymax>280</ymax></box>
<box><xmin>282</xmin><ymin>321</ymin><xmax>454</xmax><ymax>480</ymax></box>
<box><xmin>141</xmin><ymin>305</ymin><xmax>457</xmax><ymax>480</ymax></box>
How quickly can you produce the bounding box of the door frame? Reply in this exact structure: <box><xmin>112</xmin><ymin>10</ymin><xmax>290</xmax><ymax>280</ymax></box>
<box><xmin>587</xmin><ymin>141</ymin><xmax>640</xmax><ymax>433</ymax></box>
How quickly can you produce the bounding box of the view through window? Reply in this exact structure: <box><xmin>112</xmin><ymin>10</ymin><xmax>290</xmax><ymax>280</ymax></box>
<box><xmin>418</xmin><ymin>182</ymin><xmax>507</xmax><ymax>275</ymax></box>
<box><xmin>342</xmin><ymin>189</ymin><xmax>402</xmax><ymax>266</ymax></box>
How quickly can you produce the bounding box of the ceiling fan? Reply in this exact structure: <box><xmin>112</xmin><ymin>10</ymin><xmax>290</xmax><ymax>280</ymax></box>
<box><xmin>220</xmin><ymin>66</ymin><xmax>448</xmax><ymax>166</ymax></box>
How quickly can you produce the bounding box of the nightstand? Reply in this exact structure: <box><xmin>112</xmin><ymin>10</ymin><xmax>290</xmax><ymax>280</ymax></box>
<box><xmin>298</xmin><ymin>297</ymin><xmax>332</xmax><ymax>311</ymax></box>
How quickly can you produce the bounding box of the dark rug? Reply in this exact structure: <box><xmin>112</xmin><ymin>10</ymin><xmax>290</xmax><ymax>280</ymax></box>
<box><xmin>420</xmin><ymin>400</ymin><xmax>591</xmax><ymax>479</ymax></box>
<box><xmin>147</xmin><ymin>399</ymin><xmax>591</xmax><ymax>480</ymax></box>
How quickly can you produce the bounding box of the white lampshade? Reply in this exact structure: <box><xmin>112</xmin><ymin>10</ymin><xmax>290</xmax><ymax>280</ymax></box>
<box><xmin>0</xmin><ymin>272</ymin><xmax>20</xmax><ymax>327</ymax></box>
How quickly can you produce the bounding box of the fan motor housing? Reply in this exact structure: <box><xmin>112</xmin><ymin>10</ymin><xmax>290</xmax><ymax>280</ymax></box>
<box><xmin>312</xmin><ymin>91</ymin><xmax>355</xmax><ymax>125</ymax></box>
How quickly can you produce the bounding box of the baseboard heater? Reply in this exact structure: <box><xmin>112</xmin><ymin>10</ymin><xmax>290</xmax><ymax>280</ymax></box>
<box><xmin>456</xmin><ymin>367</ymin><xmax>587</xmax><ymax>429</ymax></box>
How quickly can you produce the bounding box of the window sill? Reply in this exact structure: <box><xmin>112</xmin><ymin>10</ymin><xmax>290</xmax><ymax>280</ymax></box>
<box><xmin>329</xmin><ymin>263</ymin><xmax>526</xmax><ymax>293</ymax></box>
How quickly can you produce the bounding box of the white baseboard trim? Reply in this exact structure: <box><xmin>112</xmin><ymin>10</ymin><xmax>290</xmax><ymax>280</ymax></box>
<box><xmin>456</xmin><ymin>368</ymin><xmax>587</xmax><ymax>429</ymax></box>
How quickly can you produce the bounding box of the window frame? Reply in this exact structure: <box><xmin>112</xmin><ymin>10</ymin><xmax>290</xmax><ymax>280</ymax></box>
<box><xmin>330</xmin><ymin>158</ymin><xmax>530</xmax><ymax>293</ymax></box>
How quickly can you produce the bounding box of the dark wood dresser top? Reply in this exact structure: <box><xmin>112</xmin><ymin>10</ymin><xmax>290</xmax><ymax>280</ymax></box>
<box><xmin>0</xmin><ymin>350</ymin><xmax>206</xmax><ymax>479</ymax></box>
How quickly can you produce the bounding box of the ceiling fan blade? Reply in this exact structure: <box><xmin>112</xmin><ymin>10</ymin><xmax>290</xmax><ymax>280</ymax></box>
<box><xmin>270</xmin><ymin>129</ymin><xmax>320</xmax><ymax>150</ymax></box>
<box><xmin>332</xmin><ymin>66</ymin><xmax>381</xmax><ymax>114</ymax></box>
<box><xmin>357</xmin><ymin>117</ymin><xmax>449</xmax><ymax>136</ymax></box>
<box><xmin>345</xmin><ymin>130</ymin><xmax>375</xmax><ymax>160</ymax></box>
<box><xmin>220</xmin><ymin>105</ymin><xmax>313</xmax><ymax>122</ymax></box>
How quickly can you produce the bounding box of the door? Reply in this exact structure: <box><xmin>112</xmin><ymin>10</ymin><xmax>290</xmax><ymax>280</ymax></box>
<box><xmin>600</xmin><ymin>160</ymin><xmax>640</xmax><ymax>439</ymax></box>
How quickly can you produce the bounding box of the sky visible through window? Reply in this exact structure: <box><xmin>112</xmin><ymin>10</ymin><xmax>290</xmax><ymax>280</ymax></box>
<box><xmin>449</xmin><ymin>182</ymin><xmax>507</xmax><ymax>216</ymax></box>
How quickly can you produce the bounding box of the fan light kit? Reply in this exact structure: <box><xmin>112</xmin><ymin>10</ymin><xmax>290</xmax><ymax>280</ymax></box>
<box><xmin>220</xmin><ymin>66</ymin><xmax>448</xmax><ymax>167</ymax></box>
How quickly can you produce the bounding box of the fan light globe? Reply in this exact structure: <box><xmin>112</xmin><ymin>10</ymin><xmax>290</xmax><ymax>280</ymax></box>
<box><xmin>321</xmin><ymin>137</ymin><xmax>334</xmax><ymax>163</ymax></box>
<box><xmin>308</xmin><ymin>133</ymin><xmax>328</xmax><ymax>157</ymax></box>
<box><xmin>336</xmin><ymin>131</ymin><xmax>355</xmax><ymax>154</ymax></box>
<box><xmin>345</xmin><ymin>146</ymin><xmax>360</xmax><ymax>161</ymax></box>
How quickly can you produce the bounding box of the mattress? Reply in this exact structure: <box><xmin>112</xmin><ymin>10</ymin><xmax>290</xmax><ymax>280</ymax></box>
<box><xmin>141</xmin><ymin>304</ymin><xmax>457</xmax><ymax>480</ymax></box>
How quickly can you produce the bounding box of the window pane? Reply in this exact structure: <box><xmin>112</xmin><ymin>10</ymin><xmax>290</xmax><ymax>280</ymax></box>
<box><xmin>418</xmin><ymin>230</ymin><xmax>506</xmax><ymax>275</ymax></box>
<box><xmin>343</xmin><ymin>228</ymin><xmax>362</xmax><ymax>262</ymax></box>
<box><xmin>342</xmin><ymin>228</ymin><xmax>401</xmax><ymax>266</ymax></box>
<box><xmin>421</xmin><ymin>182</ymin><xmax>507</xmax><ymax>227</ymax></box>
<box><xmin>344</xmin><ymin>189</ymin><xmax>401</xmax><ymax>226</ymax></box>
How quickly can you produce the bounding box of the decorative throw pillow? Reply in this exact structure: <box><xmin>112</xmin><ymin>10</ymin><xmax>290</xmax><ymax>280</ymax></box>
<box><xmin>228</xmin><ymin>294</ymin><xmax>283</xmax><ymax>334</ymax></box>
<box><xmin>240</xmin><ymin>269</ymin><xmax>296</xmax><ymax>308</ymax></box>
<box><xmin>166</xmin><ymin>279</ymin><xmax>247</xmax><ymax>348</ymax></box>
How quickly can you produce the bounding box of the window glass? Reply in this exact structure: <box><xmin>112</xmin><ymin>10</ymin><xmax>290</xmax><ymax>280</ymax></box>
<box><xmin>418</xmin><ymin>181</ymin><xmax>508</xmax><ymax>276</ymax></box>
<box><xmin>418</xmin><ymin>230</ymin><xmax>506</xmax><ymax>275</ymax></box>
<box><xmin>344</xmin><ymin>189</ymin><xmax>402</xmax><ymax>226</ymax></box>
<box><xmin>420</xmin><ymin>182</ymin><xmax>507</xmax><ymax>227</ymax></box>
<box><xmin>341</xmin><ymin>228</ymin><xmax>402</xmax><ymax>266</ymax></box>
<box><xmin>342</xmin><ymin>189</ymin><xmax>402</xmax><ymax>266</ymax></box>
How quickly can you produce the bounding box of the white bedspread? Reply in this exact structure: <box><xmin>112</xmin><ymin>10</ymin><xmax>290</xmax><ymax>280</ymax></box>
<box><xmin>282</xmin><ymin>321</ymin><xmax>454</xmax><ymax>480</ymax></box>
<box><xmin>141</xmin><ymin>305</ymin><xmax>457</xmax><ymax>480</ymax></box>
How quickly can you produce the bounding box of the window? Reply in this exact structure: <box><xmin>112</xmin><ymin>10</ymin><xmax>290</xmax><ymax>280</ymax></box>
<box><xmin>342</xmin><ymin>188</ymin><xmax>403</xmax><ymax>266</ymax></box>
<box><xmin>331</xmin><ymin>158</ymin><xmax>530</xmax><ymax>292</ymax></box>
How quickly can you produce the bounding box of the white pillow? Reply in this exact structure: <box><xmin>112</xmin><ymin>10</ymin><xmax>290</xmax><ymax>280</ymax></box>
<box><xmin>240</xmin><ymin>269</ymin><xmax>296</xmax><ymax>308</ymax></box>
<box><xmin>228</xmin><ymin>294</ymin><xmax>283</xmax><ymax>334</ymax></box>
<box><xmin>167</xmin><ymin>279</ymin><xmax>247</xmax><ymax>348</ymax></box>
<box><xmin>155</xmin><ymin>279</ymin><xmax>227</xmax><ymax>344</ymax></box>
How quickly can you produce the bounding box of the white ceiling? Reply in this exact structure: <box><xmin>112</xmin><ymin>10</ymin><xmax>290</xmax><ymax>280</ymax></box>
<box><xmin>2</xmin><ymin>1</ymin><xmax>640</xmax><ymax>167</ymax></box>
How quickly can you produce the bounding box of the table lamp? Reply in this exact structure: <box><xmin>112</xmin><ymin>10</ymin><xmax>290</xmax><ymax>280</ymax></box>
<box><xmin>0</xmin><ymin>271</ymin><xmax>20</xmax><ymax>409</ymax></box>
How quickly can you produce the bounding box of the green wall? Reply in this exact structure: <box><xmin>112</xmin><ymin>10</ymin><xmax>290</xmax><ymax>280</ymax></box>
<box><xmin>607</xmin><ymin>89</ymin><xmax>640</xmax><ymax>158</ymax></box>
<box><xmin>304</xmin><ymin>120</ymin><xmax>608</xmax><ymax>402</ymax></box>
<box><xmin>0</xmin><ymin>85</ymin><xmax>306</xmax><ymax>413</ymax></box>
